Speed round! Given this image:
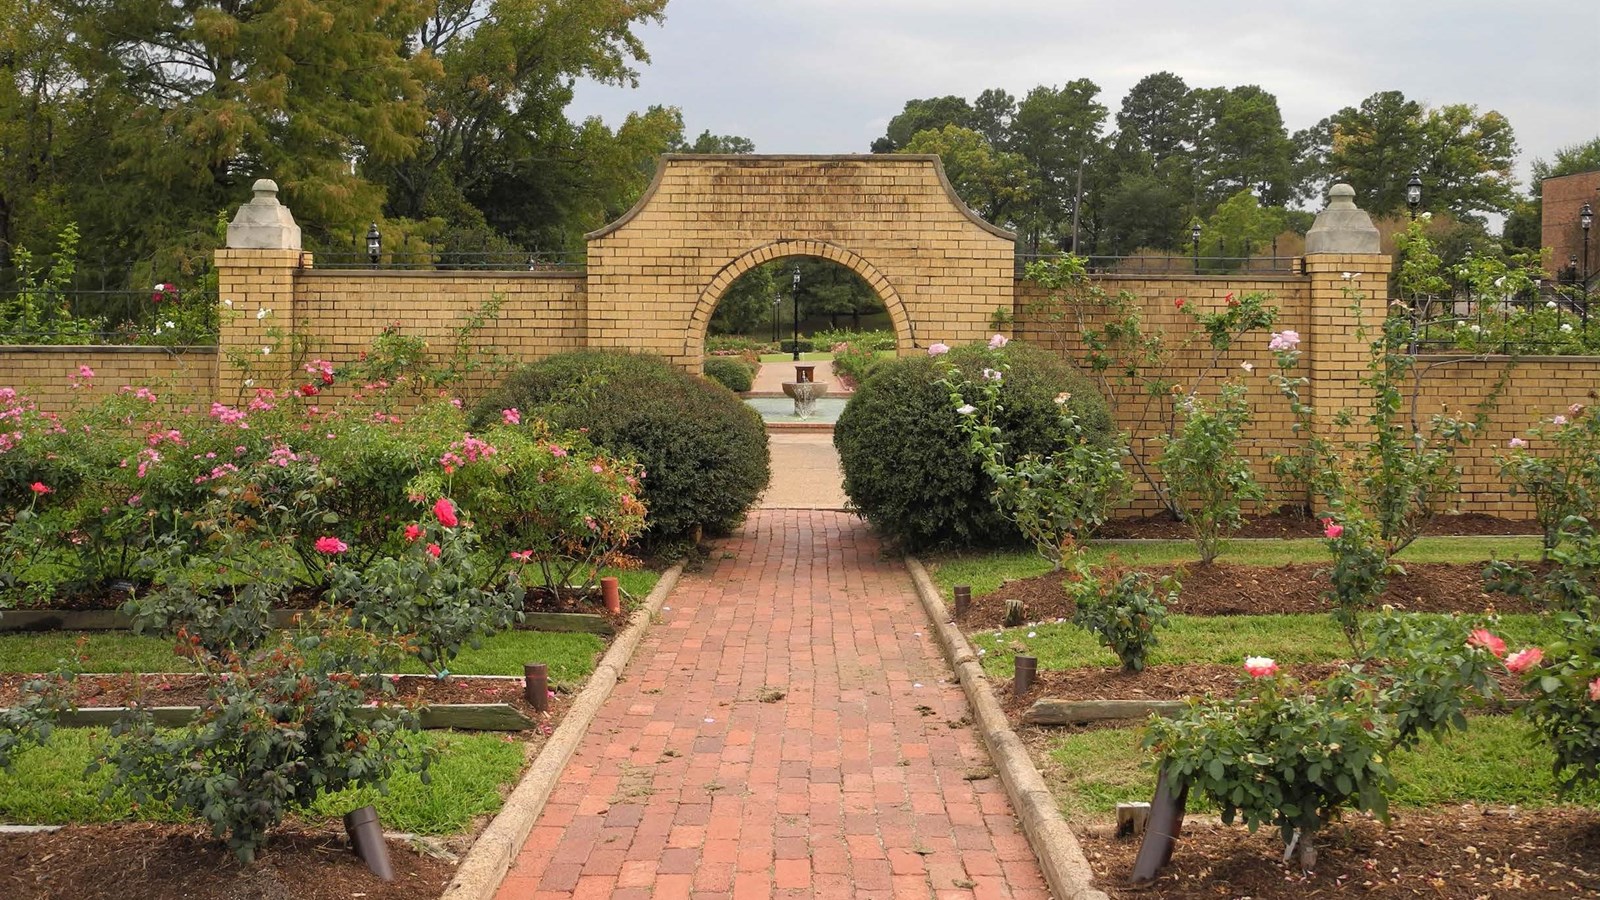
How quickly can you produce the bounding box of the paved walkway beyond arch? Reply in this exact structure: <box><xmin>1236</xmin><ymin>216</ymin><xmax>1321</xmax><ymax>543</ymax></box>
<box><xmin>495</xmin><ymin>510</ymin><xmax>1048</xmax><ymax>899</ymax></box>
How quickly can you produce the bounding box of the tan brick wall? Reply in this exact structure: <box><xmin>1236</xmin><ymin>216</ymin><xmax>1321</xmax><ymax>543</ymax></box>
<box><xmin>293</xmin><ymin>270</ymin><xmax>587</xmax><ymax>403</ymax></box>
<box><xmin>1409</xmin><ymin>355</ymin><xmax>1600</xmax><ymax>517</ymax></box>
<box><xmin>1014</xmin><ymin>272</ymin><xmax>1316</xmax><ymax>516</ymax></box>
<box><xmin>0</xmin><ymin>347</ymin><xmax>217</xmax><ymax>410</ymax></box>
<box><xmin>584</xmin><ymin>155</ymin><xmax>1015</xmax><ymax>367</ymax></box>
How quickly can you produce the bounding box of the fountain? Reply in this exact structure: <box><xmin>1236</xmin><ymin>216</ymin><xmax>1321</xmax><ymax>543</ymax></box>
<box><xmin>781</xmin><ymin>364</ymin><xmax>830</xmax><ymax>419</ymax></box>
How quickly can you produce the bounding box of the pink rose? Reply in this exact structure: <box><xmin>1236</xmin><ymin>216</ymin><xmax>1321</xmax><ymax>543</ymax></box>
<box><xmin>426</xmin><ymin>542</ymin><xmax>442</xmax><ymax>558</ymax></box>
<box><xmin>30</xmin><ymin>482</ymin><xmax>51</xmax><ymax>495</ymax></box>
<box><xmin>1508</xmin><ymin>437</ymin><xmax>1528</xmax><ymax>449</ymax></box>
<box><xmin>314</xmin><ymin>536</ymin><xmax>348</xmax><ymax>554</ymax></box>
<box><xmin>1504</xmin><ymin>647</ymin><xmax>1544</xmax><ymax>674</ymax></box>
<box><xmin>1589</xmin><ymin>677</ymin><xmax>1600</xmax><ymax>702</ymax></box>
<box><xmin>404</xmin><ymin>523</ymin><xmax>423</xmax><ymax>542</ymax></box>
<box><xmin>1322</xmin><ymin>518</ymin><xmax>1343</xmax><ymax>540</ymax></box>
<box><xmin>927</xmin><ymin>343</ymin><xmax>950</xmax><ymax>357</ymax></box>
<box><xmin>1467</xmin><ymin>629</ymin><xmax>1506</xmax><ymax>658</ymax></box>
<box><xmin>1244</xmin><ymin>656</ymin><xmax>1278</xmax><ymax>678</ymax></box>
<box><xmin>433</xmin><ymin>497</ymin><xmax>459</xmax><ymax>528</ymax></box>
<box><xmin>988</xmin><ymin>334</ymin><xmax>1009</xmax><ymax>349</ymax></box>
<box><xmin>502</xmin><ymin>408</ymin><xmax>521</xmax><ymax>426</ymax></box>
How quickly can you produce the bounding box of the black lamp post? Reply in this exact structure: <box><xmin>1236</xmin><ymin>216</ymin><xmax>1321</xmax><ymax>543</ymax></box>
<box><xmin>366</xmin><ymin>222</ymin><xmax>382</xmax><ymax>265</ymax></box>
<box><xmin>1191</xmin><ymin>223</ymin><xmax>1202</xmax><ymax>274</ymax></box>
<box><xmin>771</xmin><ymin>293</ymin><xmax>780</xmax><ymax>343</ymax></box>
<box><xmin>1581</xmin><ymin>201</ymin><xmax>1593</xmax><ymax>326</ymax></box>
<box><xmin>790</xmin><ymin>264</ymin><xmax>802</xmax><ymax>362</ymax></box>
<box><xmin>1406</xmin><ymin>173</ymin><xmax>1423</xmax><ymax>221</ymax></box>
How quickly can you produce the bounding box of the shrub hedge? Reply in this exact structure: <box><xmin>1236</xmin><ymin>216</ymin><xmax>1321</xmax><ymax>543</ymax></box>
<box><xmin>833</xmin><ymin>341</ymin><xmax>1113</xmax><ymax>550</ymax></box>
<box><xmin>703</xmin><ymin>357</ymin><xmax>756</xmax><ymax>393</ymax></box>
<box><xmin>476</xmin><ymin>351</ymin><xmax>770</xmax><ymax>540</ymax></box>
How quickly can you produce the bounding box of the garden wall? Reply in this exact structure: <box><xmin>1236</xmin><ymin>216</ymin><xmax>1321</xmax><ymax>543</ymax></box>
<box><xmin>0</xmin><ymin>345</ymin><xmax>217</xmax><ymax>409</ymax></box>
<box><xmin>1410</xmin><ymin>355</ymin><xmax>1600</xmax><ymax>518</ymax></box>
<box><xmin>1014</xmin><ymin>272</ymin><xmax>1321</xmax><ymax>517</ymax></box>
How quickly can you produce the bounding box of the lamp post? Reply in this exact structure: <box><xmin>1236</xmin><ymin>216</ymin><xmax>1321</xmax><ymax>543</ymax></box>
<box><xmin>771</xmin><ymin>294</ymin><xmax>780</xmax><ymax>343</ymax></box>
<box><xmin>366</xmin><ymin>222</ymin><xmax>382</xmax><ymax>265</ymax></box>
<box><xmin>1406</xmin><ymin>173</ymin><xmax>1423</xmax><ymax>221</ymax></box>
<box><xmin>1191</xmin><ymin>223</ymin><xmax>1202</xmax><ymax>274</ymax></box>
<box><xmin>1581</xmin><ymin>202</ymin><xmax>1593</xmax><ymax>326</ymax></box>
<box><xmin>790</xmin><ymin>264</ymin><xmax>802</xmax><ymax>362</ymax></box>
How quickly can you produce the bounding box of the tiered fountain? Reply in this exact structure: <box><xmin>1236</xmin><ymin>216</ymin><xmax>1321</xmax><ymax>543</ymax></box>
<box><xmin>780</xmin><ymin>364</ymin><xmax>829</xmax><ymax>419</ymax></box>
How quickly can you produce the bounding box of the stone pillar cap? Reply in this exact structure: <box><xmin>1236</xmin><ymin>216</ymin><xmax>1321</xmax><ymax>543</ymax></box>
<box><xmin>226</xmin><ymin>178</ymin><xmax>302</xmax><ymax>250</ymax></box>
<box><xmin>1305</xmin><ymin>182</ymin><xmax>1379</xmax><ymax>255</ymax></box>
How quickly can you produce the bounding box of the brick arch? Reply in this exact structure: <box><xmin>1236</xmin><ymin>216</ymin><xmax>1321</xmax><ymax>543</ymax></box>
<box><xmin>684</xmin><ymin>240</ymin><xmax>914</xmax><ymax>361</ymax></box>
<box><xmin>583</xmin><ymin>155</ymin><xmax>1016</xmax><ymax>369</ymax></box>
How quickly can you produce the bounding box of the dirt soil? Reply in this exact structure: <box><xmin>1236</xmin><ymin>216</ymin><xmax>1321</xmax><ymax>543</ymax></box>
<box><xmin>960</xmin><ymin>561</ymin><xmax>1537</xmax><ymax>632</ymax></box>
<box><xmin>0</xmin><ymin>824</ymin><xmax>457</xmax><ymax>900</ymax></box>
<box><xmin>0</xmin><ymin>673</ymin><xmax>567</xmax><ymax>726</ymax></box>
<box><xmin>1096</xmin><ymin>510</ymin><xmax>1540</xmax><ymax>540</ymax></box>
<box><xmin>1081</xmin><ymin>805</ymin><xmax>1600</xmax><ymax>898</ymax></box>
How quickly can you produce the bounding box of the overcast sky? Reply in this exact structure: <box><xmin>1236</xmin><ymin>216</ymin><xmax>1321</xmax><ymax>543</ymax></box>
<box><xmin>570</xmin><ymin>0</ymin><xmax>1600</xmax><ymax>197</ymax></box>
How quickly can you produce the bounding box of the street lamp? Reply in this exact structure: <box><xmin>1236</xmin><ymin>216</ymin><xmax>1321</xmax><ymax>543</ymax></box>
<box><xmin>791</xmin><ymin>264</ymin><xmax>802</xmax><ymax>362</ymax></box>
<box><xmin>1191</xmin><ymin>223</ymin><xmax>1202</xmax><ymax>274</ymax></box>
<box><xmin>1581</xmin><ymin>202</ymin><xmax>1593</xmax><ymax>323</ymax></box>
<box><xmin>1406</xmin><ymin>173</ymin><xmax>1423</xmax><ymax>221</ymax></box>
<box><xmin>771</xmin><ymin>293</ymin><xmax>781</xmax><ymax>343</ymax></box>
<box><xmin>366</xmin><ymin>222</ymin><xmax>382</xmax><ymax>265</ymax></box>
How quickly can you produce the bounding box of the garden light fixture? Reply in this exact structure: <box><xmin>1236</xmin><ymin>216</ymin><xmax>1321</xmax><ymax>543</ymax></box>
<box><xmin>1191</xmin><ymin>223</ymin><xmax>1202</xmax><ymax>274</ymax></box>
<box><xmin>791</xmin><ymin>264</ymin><xmax>802</xmax><ymax>362</ymax></box>
<box><xmin>1582</xmin><ymin>202</ymin><xmax>1593</xmax><ymax>325</ymax></box>
<box><xmin>1406</xmin><ymin>173</ymin><xmax>1423</xmax><ymax>221</ymax></box>
<box><xmin>366</xmin><ymin>222</ymin><xmax>382</xmax><ymax>264</ymax></box>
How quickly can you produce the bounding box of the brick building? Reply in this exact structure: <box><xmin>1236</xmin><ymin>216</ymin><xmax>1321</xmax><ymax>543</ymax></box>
<box><xmin>1540</xmin><ymin>169</ymin><xmax>1599</xmax><ymax>284</ymax></box>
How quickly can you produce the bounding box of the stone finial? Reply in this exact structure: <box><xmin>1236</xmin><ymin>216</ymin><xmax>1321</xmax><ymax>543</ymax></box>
<box><xmin>226</xmin><ymin>178</ymin><xmax>302</xmax><ymax>250</ymax></box>
<box><xmin>1305</xmin><ymin>183</ymin><xmax>1379</xmax><ymax>254</ymax></box>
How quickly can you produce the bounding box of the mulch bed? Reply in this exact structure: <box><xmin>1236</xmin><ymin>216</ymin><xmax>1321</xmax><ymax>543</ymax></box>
<box><xmin>1096</xmin><ymin>510</ymin><xmax>1540</xmax><ymax>540</ymax></box>
<box><xmin>0</xmin><ymin>823</ymin><xmax>456</xmax><ymax>900</ymax></box>
<box><xmin>1082</xmin><ymin>805</ymin><xmax>1600</xmax><ymax>898</ymax></box>
<box><xmin>960</xmin><ymin>561</ymin><xmax>1537</xmax><ymax>632</ymax></box>
<box><xmin>0</xmin><ymin>673</ymin><xmax>566</xmax><ymax>726</ymax></box>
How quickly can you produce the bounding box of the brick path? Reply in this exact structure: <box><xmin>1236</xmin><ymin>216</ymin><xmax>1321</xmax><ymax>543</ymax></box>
<box><xmin>495</xmin><ymin>509</ymin><xmax>1048</xmax><ymax>899</ymax></box>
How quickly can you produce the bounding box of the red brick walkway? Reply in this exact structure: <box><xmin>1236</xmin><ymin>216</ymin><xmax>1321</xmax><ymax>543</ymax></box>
<box><xmin>495</xmin><ymin>510</ymin><xmax>1048</xmax><ymax>899</ymax></box>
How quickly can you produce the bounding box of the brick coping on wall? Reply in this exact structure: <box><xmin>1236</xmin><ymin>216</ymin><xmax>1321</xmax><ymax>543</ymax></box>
<box><xmin>295</xmin><ymin>270</ymin><xmax>586</xmax><ymax>280</ymax></box>
<box><xmin>0</xmin><ymin>345</ymin><xmax>218</xmax><ymax>354</ymax></box>
<box><xmin>1415</xmin><ymin>353</ymin><xmax>1600</xmax><ymax>363</ymax></box>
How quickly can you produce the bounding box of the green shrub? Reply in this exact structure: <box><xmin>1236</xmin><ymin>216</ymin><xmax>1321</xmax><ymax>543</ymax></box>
<box><xmin>474</xmin><ymin>351</ymin><xmax>770</xmax><ymax>540</ymax></box>
<box><xmin>831</xmin><ymin>341</ymin><xmax>882</xmax><ymax>388</ymax></box>
<box><xmin>1065</xmin><ymin>563</ymin><xmax>1175</xmax><ymax>673</ymax></box>
<box><xmin>778</xmin><ymin>339</ymin><xmax>814</xmax><ymax>354</ymax></box>
<box><xmin>812</xmin><ymin>328</ymin><xmax>895</xmax><ymax>351</ymax></box>
<box><xmin>706</xmin><ymin>335</ymin><xmax>771</xmax><ymax>354</ymax></box>
<box><xmin>703</xmin><ymin>357</ymin><xmax>755</xmax><ymax>392</ymax></box>
<box><xmin>834</xmin><ymin>341</ymin><xmax>1112</xmax><ymax>550</ymax></box>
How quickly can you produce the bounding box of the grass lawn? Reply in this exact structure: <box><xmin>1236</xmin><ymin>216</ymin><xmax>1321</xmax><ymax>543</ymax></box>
<box><xmin>970</xmin><ymin>612</ymin><xmax>1557</xmax><ymax>678</ymax></box>
<box><xmin>0</xmin><ymin>629</ymin><xmax>606</xmax><ymax>682</ymax></box>
<box><xmin>927</xmin><ymin>535</ymin><xmax>1545</xmax><ymax>600</ymax></box>
<box><xmin>0</xmin><ymin>727</ymin><xmax>525</xmax><ymax>834</ymax></box>
<box><xmin>1038</xmin><ymin>716</ymin><xmax>1600</xmax><ymax>820</ymax></box>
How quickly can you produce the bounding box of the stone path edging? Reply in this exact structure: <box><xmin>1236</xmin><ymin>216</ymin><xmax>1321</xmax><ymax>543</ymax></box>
<box><xmin>905</xmin><ymin>557</ymin><xmax>1111</xmax><ymax>900</ymax></box>
<box><xmin>440</xmin><ymin>563</ymin><xmax>684</xmax><ymax>900</ymax></box>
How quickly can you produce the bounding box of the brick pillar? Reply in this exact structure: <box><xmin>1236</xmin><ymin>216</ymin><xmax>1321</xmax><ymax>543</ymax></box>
<box><xmin>216</xmin><ymin>180</ymin><xmax>306</xmax><ymax>403</ymax></box>
<box><xmin>1303</xmin><ymin>183</ymin><xmax>1391</xmax><ymax>442</ymax></box>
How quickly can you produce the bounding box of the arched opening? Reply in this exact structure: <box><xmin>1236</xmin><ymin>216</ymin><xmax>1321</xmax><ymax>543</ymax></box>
<box><xmin>685</xmin><ymin>240</ymin><xmax>915</xmax><ymax>362</ymax></box>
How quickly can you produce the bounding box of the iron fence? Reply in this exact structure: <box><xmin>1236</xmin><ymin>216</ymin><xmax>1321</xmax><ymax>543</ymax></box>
<box><xmin>1015</xmin><ymin>253</ymin><xmax>1301</xmax><ymax>277</ymax></box>
<box><xmin>313</xmin><ymin>250</ymin><xmax>585</xmax><ymax>272</ymax></box>
<box><xmin>1410</xmin><ymin>283</ymin><xmax>1596</xmax><ymax>355</ymax></box>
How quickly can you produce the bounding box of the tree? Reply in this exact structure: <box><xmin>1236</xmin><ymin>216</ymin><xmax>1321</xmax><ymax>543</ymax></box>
<box><xmin>675</xmin><ymin>130</ymin><xmax>756</xmax><ymax>154</ymax></box>
<box><xmin>1295</xmin><ymin>92</ymin><xmax>1518</xmax><ymax>223</ymax></box>
<box><xmin>65</xmin><ymin>0</ymin><xmax>438</xmax><ymax>250</ymax></box>
<box><xmin>1532</xmin><ymin>137</ymin><xmax>1600</xmax><ymax>182</ymax></box>
<box><xmin>901</xmin><ymin>125</ymin><xmax>1032</xmax><ymax>226</ymax></box>
<box><xmin>871</xmin><ymin>95</ymin><xmax>975</xmax><ymax>153</ymax></box>
<box><xmin>1191</xmin><ymin>85</ymin><xmax>1295</xmax><ymax>210</ymax></box>
<box><xmin>972</xmin><ymin>88</ymin><xmax>1016</xmax><ymax>149</ymax></box>
<box><xmin>1115</xmin><ymin>72</ymin><xmax>1196</xmax><ymax>164</ymax></box>
<box><xmin>1097</xmin><ymin>169</ymin><xmax>1189</xmax><ymax>256</ymax></box>
<box><xmin>383</xmin><ymin>0</ymin><xmax>669</xmax><ymax>247</ymax></box>
<box><xmin>1200</xmin><ymin>189</ymin><xmax>1287</xmax><ymax>262</ymax></box>
<box><xmin>1008</xmin><ymin>81</ymin><xmax>1108</xmax><ymax>253</ymax></box>
<box><xmin>0</xmin><ymin>0</ymin><xmax>76</xmax><ymax>266</ymax></box>
<box><xmin>710</xmin><ymin>263</ymin><xmax>775</xmax><ymax>335</ymax></box>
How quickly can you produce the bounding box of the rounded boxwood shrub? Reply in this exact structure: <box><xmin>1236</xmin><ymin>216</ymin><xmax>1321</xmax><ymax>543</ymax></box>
<box><xmin>703</xmin><ymin>357</ymin><xmax>755</xmax><ymax>393</ymax></box>
<box><xmin>474</xmin><ymin>351</ymin><xmax>770</xmax><ymax>540</ymax></box>
<box><xmin>833</xmin><ymin>341</ymin><xmax>1113</xmax><ymax>551</ymax></box>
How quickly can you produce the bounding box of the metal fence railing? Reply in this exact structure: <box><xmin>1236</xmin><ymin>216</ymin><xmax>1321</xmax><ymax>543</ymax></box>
<box><xmin>1015</xmin><ymin>253</ymin><xmax>1301</xmax><ymax>277</ymax></box>
<box><xmin>1410</xmin><ymin>285</ymin><xmax>1596</xmax><ymax>355</ymax></box>
<box><xmin>313</xmin><ymin>250</ymin><xmax>585</xmax><ymax>272</ymax></box>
